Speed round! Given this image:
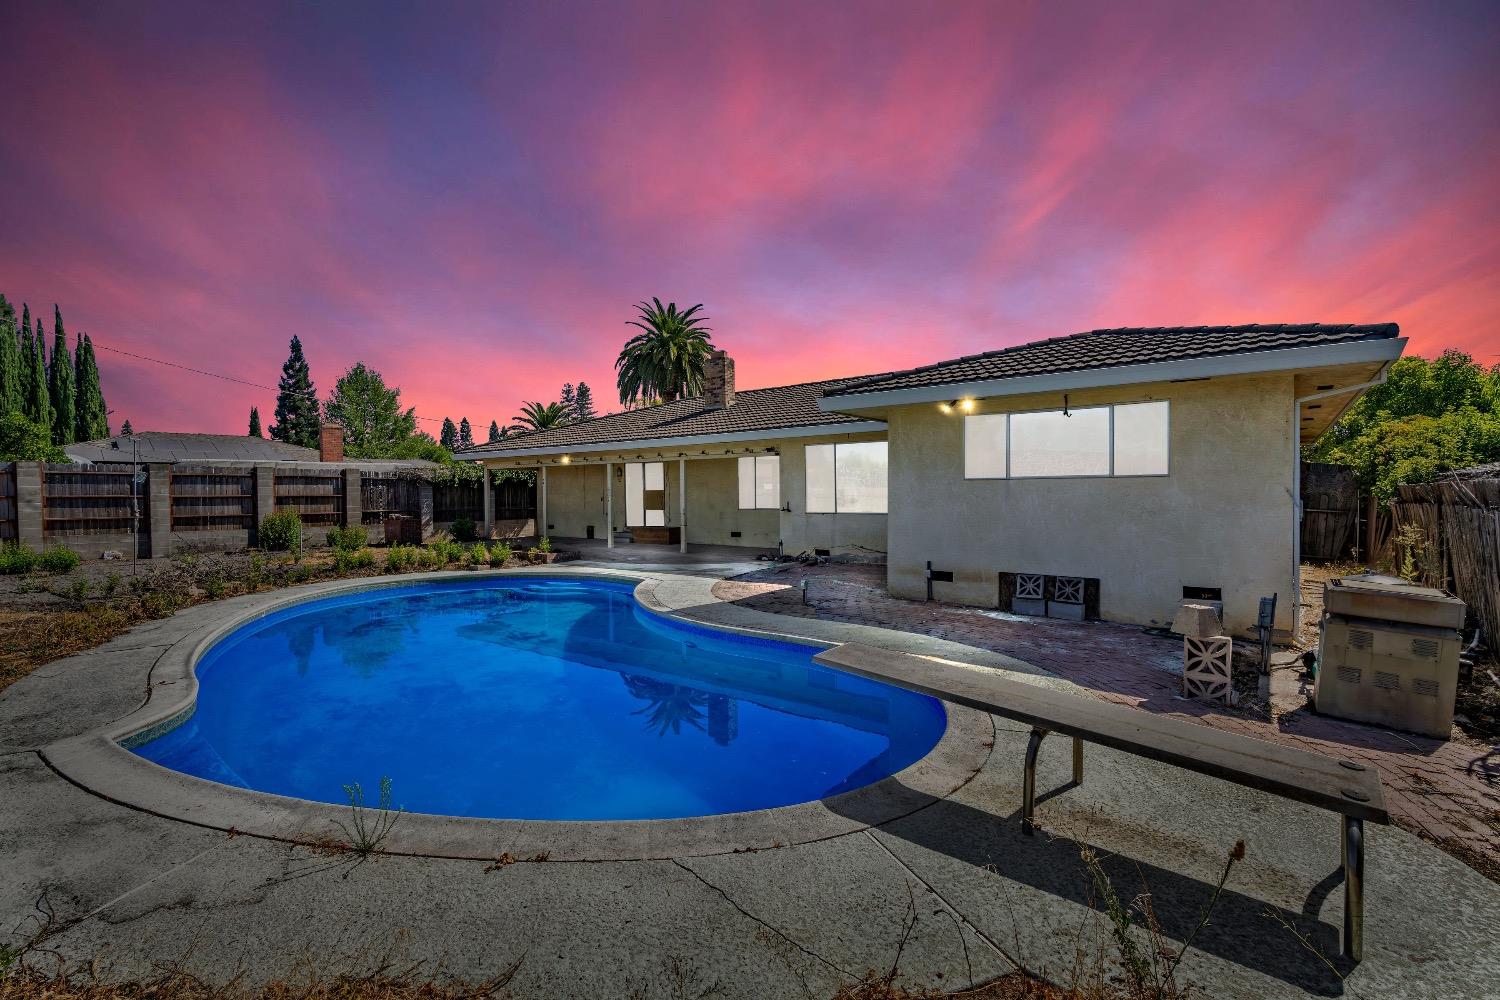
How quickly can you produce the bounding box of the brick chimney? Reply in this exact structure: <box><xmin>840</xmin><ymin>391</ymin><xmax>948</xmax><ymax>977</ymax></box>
<box><xmin>319</xmin><ymin>423</ymin><xmax>345</xmax><ymax>463</ymax></box>
<box><xmin>704</xmin><ymin>350</ymin><xmax>735</xmax><ymax>408</ymax></box>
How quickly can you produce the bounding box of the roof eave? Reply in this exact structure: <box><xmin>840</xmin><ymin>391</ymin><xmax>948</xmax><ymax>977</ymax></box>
<box><xmin>461</xmin><ymin>419</ymin><xmax>888</xmax><ymax>461</ymax></box>
<box><xmin>818</xmin><ymin>338</ymin><xmax>1408</xmax><ymax>414</ymax></box>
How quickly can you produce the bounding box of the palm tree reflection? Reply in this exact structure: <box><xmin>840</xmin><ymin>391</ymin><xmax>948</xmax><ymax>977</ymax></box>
<box><xmin>621</xmin><ymin>674</ymin><xmax>738</xmax><ymax>744</ymax></box>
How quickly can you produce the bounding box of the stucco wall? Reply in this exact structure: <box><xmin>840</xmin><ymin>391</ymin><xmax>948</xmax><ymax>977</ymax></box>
<box><xmin>493</xmin><ymin>429</ymin><xmax>888</xmax><ymax>556</ymax></box>
<box><xmin>883</xmin><ymin>374</ymin><xmax>1296</xmax><ymax>634</ymax></box>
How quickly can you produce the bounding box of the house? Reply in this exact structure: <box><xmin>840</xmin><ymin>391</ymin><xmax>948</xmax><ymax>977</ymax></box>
<box><xmin>65</xmin><ymin>431</ymin><xmax>322</xmax><ymax>464</ymax></box>
<box><xmin>464</xmin><ymin>325</ymin><xmax>1405</xmax><ymax>636</ymax></box>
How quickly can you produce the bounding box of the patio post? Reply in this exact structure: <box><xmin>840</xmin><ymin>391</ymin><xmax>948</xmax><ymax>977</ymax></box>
<box><xmin>538</xmin><ymin>465</ymin><xmax>547</xmax><ymax>542</ymax></box>
<box><xmin>605</xmin><ymin>462</ymin><xmax>614</xmax><ymax>548</ymax></box>
<box><xmin>481</xmin><ymin>463</ymin><xmax>494</xmax><ymax>539</ymax></box>
<box><xmin>678</xmin><ymin>457</ymin><xmax>687</xmax><ymax>553</ymax></box>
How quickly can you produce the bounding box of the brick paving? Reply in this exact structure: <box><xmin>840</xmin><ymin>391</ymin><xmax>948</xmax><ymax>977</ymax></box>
<box><xmin>715</xmin><ymin>562</ymin><xmax>1500</xmax><ymax>881</ymax></box>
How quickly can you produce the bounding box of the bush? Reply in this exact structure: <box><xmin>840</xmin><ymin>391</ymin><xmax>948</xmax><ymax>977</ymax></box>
<box><xmin>259</xmin><ymin>509</ymin><xmax>302</xmax><ymax>552</ymax></box>
<box><xmin>37</xmin><ymin>547</ymin><xmax>81</xmax><ymax>573</ymax></box>
<box><xmin>417</xmin><ymin>547</ymin><xmax>442</xmax><ymax>570</ymax></box>
<box><xmin>537</xmin><ymin>535</ymin><xmax>552</xmax><ymax>553</ymax></box>
<box><xmin>352</xmin><ymin>549</ymin><xmax>376</xmax><ymax>569</ymax></box>
<box><xmin>450</xmin><ymin>517</ymin><xmax>477</xmax><ymax>543</ymax></box>
<box><xmin>0</xmin><ymin>544</ymin><xmax>38</xmax><ymax>575</ymax></box>
<box><xmin>327</xmin><ymin>524</ymin><xmax>368</xmax><ymax>551</ymax></box>
<box><xmin>489</xmin><ymin>542</ymin><xmax>511</xmax><ymax>567</ymax></box>
<box><xmin>469</xmin><ymin>543</ymin><xmax>489</xmax><ymax>567</ymax></box>
<box><xmin>385</xmin><ymin>544</ymin><xmax>415</xmax><ymax>572</ymax></box>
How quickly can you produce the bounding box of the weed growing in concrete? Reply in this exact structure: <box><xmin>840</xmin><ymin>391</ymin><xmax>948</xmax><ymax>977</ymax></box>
<box><xmin>334</xmin><ymin>776</ymin><xmax>402</xmax><ymax>859</ymax></box>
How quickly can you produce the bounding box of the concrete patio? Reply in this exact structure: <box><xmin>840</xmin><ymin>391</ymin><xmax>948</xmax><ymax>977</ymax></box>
<box><xmin>3</xmin><ymin>568</ymin><xmax>1497</xmax><ymax>999</ymax></box>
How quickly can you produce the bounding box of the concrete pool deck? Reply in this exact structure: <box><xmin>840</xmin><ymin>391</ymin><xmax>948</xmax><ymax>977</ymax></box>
<box><xmin>3</xmin><ymin>567</ymin><xmax>1498</xmax><ymax>999</ymax></box>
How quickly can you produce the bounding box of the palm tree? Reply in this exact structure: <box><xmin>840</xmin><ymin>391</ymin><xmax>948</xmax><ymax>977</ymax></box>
<box><xmin>615</xmin><ymin>298</ymin><xmax>715</xmax><ymax>406</ymax></box>
<box><xmin>512</xmin><ymin>401</ymin><xmax>571</xmax><ymax>432</ymax></box>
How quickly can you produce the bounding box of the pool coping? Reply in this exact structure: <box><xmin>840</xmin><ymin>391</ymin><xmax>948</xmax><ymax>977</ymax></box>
<box><xmin>39</xmin><ymin>567</ymin><xmax>1017</xmax><ymax>862</ymax></box>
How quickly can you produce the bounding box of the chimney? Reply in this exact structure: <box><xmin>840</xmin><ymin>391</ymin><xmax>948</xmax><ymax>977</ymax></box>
<box><xmin>319</xmin><ymin>423</ymin><xmax>345</xmax><ymax>463</ymax></box>
<box><xmin>704</xmin><ymin>350</ymin><xmax>735</xmax><ymax>408</ymax></box>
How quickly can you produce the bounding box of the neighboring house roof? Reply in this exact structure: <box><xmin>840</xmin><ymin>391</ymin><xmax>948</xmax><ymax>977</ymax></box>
<box><xmin>823</xmin><ymin>323</ymin><xmax>1404</xmax><ymax>405</ymax></box>
<box><xmin>65</xmin><ymin>432</ymin><xmax>319</xmax><ymax>464</ymax></box>
<box><xmin>460</xmin><ymin>378</ymin><xmax>882</xmax><ymax>458</ymax></box>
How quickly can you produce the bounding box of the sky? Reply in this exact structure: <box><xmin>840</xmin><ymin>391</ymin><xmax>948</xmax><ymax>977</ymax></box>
<box><xmin>0</xmin><ymin>1</ymin><xmax>1496</xmax><ymax>436</ymax></box>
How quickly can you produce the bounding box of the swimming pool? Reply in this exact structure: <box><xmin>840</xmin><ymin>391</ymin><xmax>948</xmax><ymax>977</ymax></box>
<box><xmin>132</xmin><ymin>577</ymin><xmax>947</xmax><ymax>821</ymax></box>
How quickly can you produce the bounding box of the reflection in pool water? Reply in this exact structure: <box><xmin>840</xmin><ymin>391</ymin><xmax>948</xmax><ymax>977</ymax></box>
<box><xmin>133</xmin><ymin>578</ymin><xmax>946</xmax><ymax>820</ymax></box>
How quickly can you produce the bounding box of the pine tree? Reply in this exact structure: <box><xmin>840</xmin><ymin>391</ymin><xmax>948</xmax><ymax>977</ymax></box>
<box><xmin>573</xmin><ymin>382</ymin><xmax>597</xmax><ymax>421</ymax></box>
<box><xmin>23</xmin><ymin>315</ymin><xmax>52</xmax><ymax>430</ymax></box>
<box><xmin>73</xmin><ymin>333</ymin><xmax>108</xmax><ymax>441</ymax></box>
<box><xmin>560</xmin><ymin>383</ymin><xmax>576</xmax><ymax>416</ymax></box>
<box><xmin>248</xmin><ymin>406</ymin><xmax>263</xmax><ymax>437</ymax></box>
<box><xmin>120</xmin><ymin>419</ymin><xmax>134</xmax><ymax>436</ymax></box>
<box><xmin>458</xmin><ymin>417</ymin><xmax>474</xmax><ymax>449</ymax></box>
<box><xmin>439</xmin><ymin>417</ymin><xmax>458</xmax><ymax>450</ymax></box>
<box><xmin>0</xmin><ymin>295</ymin><xmax>21</xmax><ymax>414</ymax></box>
<box><xmin>487</xmin><ymin>420</ymin><xmax>502</xmax><ymax>443</ymax></box>
<box><xmin>269</xmin><ymin>335</ymin><xmax>320</xmax><ymax>447</ymax></box>
<box><xmin>47</xmin><ymin>307</ymin><xmax>76</xmax><ymax>445</ymax></box>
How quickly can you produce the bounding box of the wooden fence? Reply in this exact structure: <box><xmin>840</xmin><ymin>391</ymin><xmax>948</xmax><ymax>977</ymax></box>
<box><xmin>0</xmin><ymin>463</ymin><xmax>15</xmax><ymax>543</ymax></box>
<box><xmin>40</xmin><ymin>463</ymin><xmax>148</xmax><ymax>558</ymax></box>
<box><xmin>1391</xmin><ymin>467</ymin><xmax>1499</xmax><ymax>652</ymax></box>
<box><xmin>1300</xmin><ymin>462</ymin><xmax>1359</xmax><ymax>562</ymax></box>
<box><xmin>274</xmin><ymin>471</ymin><xmax>345</xmax><ymax>527</ymax></box>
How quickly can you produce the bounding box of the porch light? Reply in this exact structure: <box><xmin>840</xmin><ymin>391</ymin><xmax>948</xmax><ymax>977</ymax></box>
<box><xmin>959</xmin><ymin>398</ymin><xmax>976</xmax><ymax>412</ymax></box>
<box><xmin>560</xmin><ymin>455</ymin><xmax>571</xmax><ymax>464</ymax></box>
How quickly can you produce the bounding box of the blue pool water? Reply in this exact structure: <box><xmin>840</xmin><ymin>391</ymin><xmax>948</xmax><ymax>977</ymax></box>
<box><xmin>133</xmin><ymin>578</ymin><xmax>946</xmax><ymax>820</ymax></box>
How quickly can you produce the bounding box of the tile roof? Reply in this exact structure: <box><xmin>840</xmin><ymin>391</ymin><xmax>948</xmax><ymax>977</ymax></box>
<box><xmin>65</xmin><ymin>432</ymin><xmax>320</xmax><ymax>464</ymax></box>
<box><xmin>825</xmin><ymin>323</ymin><xmax>1402</xmax><ymax>397</ymax></box>
<box><xmin>460</xmin><ymin>378</ymin><xmax>875</xmax><ymax>455</ymax></box>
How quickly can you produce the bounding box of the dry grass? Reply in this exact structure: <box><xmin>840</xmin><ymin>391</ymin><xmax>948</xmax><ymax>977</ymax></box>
<box><xmin>0</xmin><ymin>964</ymin><xmax>521</xmax><ymax>1000</ymax></box>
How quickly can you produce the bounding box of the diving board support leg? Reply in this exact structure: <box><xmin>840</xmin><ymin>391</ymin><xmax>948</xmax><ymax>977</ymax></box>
<box><xmin>1342</xmin><ymin>816</ymin><xmax>1364</xmax><ymax>963</ymax></box>
<box><xmin>1022</xmin><ymin>727</ymin><xmax>1048</xmax><ymax>835</ymax></box>
<box><xmin>1072</xmin><ymin>737</ymin><xmax>1083</xmax><ymax>785</ymax></box>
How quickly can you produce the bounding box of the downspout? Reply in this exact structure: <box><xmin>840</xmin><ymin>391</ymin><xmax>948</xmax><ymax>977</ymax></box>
<box><xmin>1290</xmin><ymin>365</ymin><xmax>1390</xmax><ymax>643</ymax></box>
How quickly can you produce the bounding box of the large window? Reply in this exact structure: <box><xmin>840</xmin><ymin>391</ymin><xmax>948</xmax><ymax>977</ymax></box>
<box><xmin>625</xmin><ymin>461</ymin><xmax>666</xmax><ymax>526</ymax></box>
<box><xmin>805</xmin><ymin>441</ymin><xmax>888</xmax><ymax>513</ymax></box>
<box><xmin>737</xmin><ymin>455</ymin><xmax>781</xmax><ymax>510</ymax></box>
<box><xmin>964</xmin><ymin>400</ymin><xmax>1169</xmax><ymax>479</ymax></box>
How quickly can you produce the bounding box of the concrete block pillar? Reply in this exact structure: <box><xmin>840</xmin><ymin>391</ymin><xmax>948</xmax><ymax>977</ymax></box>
<box><xmin>14</xmin><ymin>462</ymin><xmax>43</xmax><ymax>553</ymax></box>
<box><xmin>605</xmin><ymin>462</ymin><xmax>614</xmax><ymax>548</ymax></box>
<box><xmin>252</xmin><ymin>465</ymin><xmax>276</xmax><ymax>547</ymax></box>
<box><xmin>678</xmin><ymin>457</ymin><xmax>687</xmax><ymax>553</ymax></box>
<box><xmin>342</xmin><ymin>468</ymin><xmax>362</xmax><ymax>527</ymax></box>
<box><xmin>481</xmin><ymin>466</ymin><xmax>494</xmax><ymax>539</ymax></box>
<box><xmin>147</xmin><ymin>463</ymin><xmax>172</xmax><ymax>559</ymax></box>
<box><xmin>539</xmin><ymin>466</ymin><xmax>548</xmax><ymax>540</ymax></box>
<box><xmin>418</xmin><ymin>483</ymin><xmax>434</xmax><ymax>540</ymax></box>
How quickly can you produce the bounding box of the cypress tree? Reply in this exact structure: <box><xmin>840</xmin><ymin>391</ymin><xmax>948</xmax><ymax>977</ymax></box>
<box><xmin>574</xmin><ymin>382</ymin><xmax>597</xmax><ymax>421</ymax></box>
<box><xmin>74</xmin><ymin>334</ymin><xmax>109</xmax><ymax>440</ymax></box>
<box><xmin>439</xmin><ymin>417</ymin><xmax>457</xmax><ymax>450</ymax></box>
<box><xmin>120</xmin><ymin>419</ymin><xmax>134</xmax><ymax>436</ymax></box>
<box><xmin>458</xmin><ymin>417</ymin><xmax>474</xmax><ymax>449</ymax></box>
<box><xmin>0</xmin><ymin>295</ymin><xmax>21</xmax><ymax>414</ymax></box>
<box><xmin>248</xmin><ymin>406</ymin><xmax>263</xmax><ymax>437</ymax></box>
<box><xmin>269</xmin><ymin>335</ymin><xmax>320</xmax><ymax>447</ymax></box>
<box><xmin>487</xmin><ymin>420</ymin><xmax>502</xmax><ymax>443</ymax></box>
<box><xmin>23</xmin><ymin>315</ymin><xmax>52</xmax><ymax>430</ymax></box>
<box><xmin>47</xmin><ymin>307</ymin><xmax>76</xmax><ymax>445</ymax></box>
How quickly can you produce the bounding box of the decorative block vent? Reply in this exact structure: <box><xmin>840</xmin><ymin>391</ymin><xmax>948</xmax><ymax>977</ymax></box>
<box><xmin>1349</xmin><ymin>629</ymin><xmax>1374</xmax><ymax>650</ymax></box>
<box><xmin>1410</xmin><ymin>638</ymin><xmax>1440</xmax><ymax>659</ymax></box>
<box><xmin>1183</xmin><ymin>635</ymin><xmax>1236</xmax><ymax>705</ymax></box>
<box><xmin>1015</xmin><ymin>574</ymin><xmax>1045</xmax><ymax>599</ymax></box>
<box><xmin>1337</xmin><ymin>665</ymin><xmax>1362</xmax><ymax>684</ymax></box>
<box><xmin>1374</xmin><ymin>671</ymin><xmax>1401</xmax><ymax>691</ymax></box>
<box><xmin>1052</xmin><ymin>576</ymin><xmax>1085</xmax><ymax>604</ymax></box>
<box><xmin>999</xmin><ymin>572</ymin><xmax>1102</xmax><ymax>620</ymax></box>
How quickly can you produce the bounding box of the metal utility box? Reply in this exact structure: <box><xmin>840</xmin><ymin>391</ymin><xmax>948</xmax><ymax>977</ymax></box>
<box><xmin>1315</xmin><ymin>575</ymin><xmax>1464</xmax><ymax>738</ymax></box>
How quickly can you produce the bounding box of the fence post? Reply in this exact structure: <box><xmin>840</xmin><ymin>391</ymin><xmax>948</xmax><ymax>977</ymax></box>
<box><xmin>418</xmin><ymin>483</ymin><xmax>434</xmax><ymax>541</ymax></box>
<box><xmin>481</xmin><ymin>468</ymin><xmax>494</xmax><ymax>539</ymax></box>
<box><xmin>252</xmin><ymin>465</ymin><xmax>275</xmax><ymax>546</ymax></box>
<box><xmin>343</xmin><ymin>467</ymin><xmax>362</xmax><ymax>529</ymax></box>
<box><xmin>15</xmin><ymin>461</ymin><xmax>43</xmax><ymax>553</ymax></box>
<box><xmin>148</xmin><ymin>463</ymin><xmax>172</xmax><ymax>558</ymax></box>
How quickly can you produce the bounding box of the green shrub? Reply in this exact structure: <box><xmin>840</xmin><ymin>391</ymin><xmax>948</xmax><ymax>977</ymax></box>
<box><xmin>417</xmin><ymin>547</ymin><xmax>442</xmax><ymax>570</ymax></box>
<box><xmin>489</xmin><ymin>542</ymin><xmax>511</xmax><ymax>567</ymax></box>
<box><xmin>450</xmin><ymin>517</ymin><xmax>477</xmax><ymax>543</ymax></box>
<box><xmin>384</xmin><ymin>544</ymin><xmax>415</xmax><ymax>572</ymax></box>
<box><xmin>326</xmin><ymin>524</ymin><xmax>368</xmax><ymax>551</ymax></box>
<box><xmin>352</xmin><ymin>548</ymin><xmax>376</xmax><ymax>569</ymax></box>
<box><xmin>38</xmin><ymin>547</ymin><xmax>81</xmax><ymax>573</ymax></box>
<box><xmin>332</xmin><ymin>548</ymin><xmax>354</xmax><ymax>574</ymax></box>
<box><xmin>469</xmin><ymin>542</ymin><xmax>489</xmax><ymax>567</ymax></box>
<box><xmin>0</xmin><ymin>544</ymin><xmax>38</xmax><ymax>575</ymax></box>
<box><xmin>526</xmin><ymin>546</ymin><xmax>540</xmax><ymax>562</ymax></box>
<box><xmin>259</xmin><ymin>509</ymin><xmax>302</xmax><ymax>552</ymax></box>
<box><xmin>537</xmin><ymin>535</ymin><xmax>552</xmax><ymax>554</ymax></box>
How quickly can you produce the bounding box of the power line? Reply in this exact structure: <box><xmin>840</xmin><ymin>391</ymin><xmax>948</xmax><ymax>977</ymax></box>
<box><xmin>92</xmin><ymin>339</ymin><xmax>446</xmax><ymax>424</ymax></box>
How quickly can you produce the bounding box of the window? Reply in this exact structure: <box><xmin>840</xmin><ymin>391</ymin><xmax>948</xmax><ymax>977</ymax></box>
<box><xmin>625</xmin><ymin>461</ymin><xmax>666</xmax><ymax>526</ymax></box>
<box><xmin>737</xmin><ymin>455</ymin><xmax>781</xmax><ymax>510</ymax></box>
<box><xmin>1112</xmin><ymin>401</ymin><xmax>1170</xmax><ymax>476</ymax></box>
<box><xmin>805</xmin><ymin>441</ymin><xmax>888</xmax><ymax>513</ymax></box>
<box><xmin>963</xmin><ymin>401</ymin><xmax>1170</xmax><ymax>479</ymax></box>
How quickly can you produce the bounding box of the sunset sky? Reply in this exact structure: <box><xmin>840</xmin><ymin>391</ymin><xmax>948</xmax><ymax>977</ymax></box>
<box><xmin>0</xmin><ymin>1</ymin><xmax>1496</xmax><ymax>435</ymax></box>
